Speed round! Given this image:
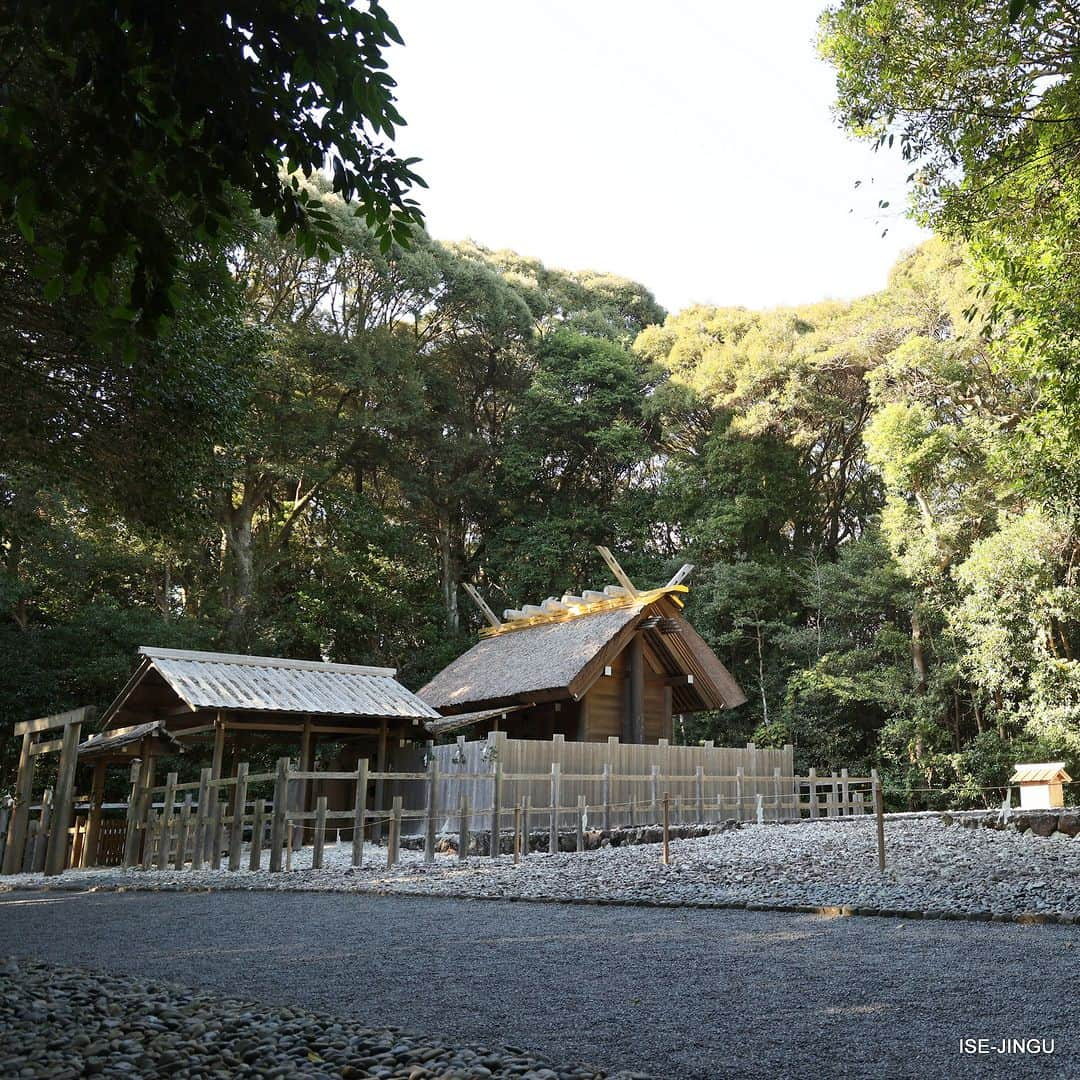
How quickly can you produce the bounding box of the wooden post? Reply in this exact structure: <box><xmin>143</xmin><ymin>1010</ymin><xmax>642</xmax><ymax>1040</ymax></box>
<box><xmin>351</xmin><ymin>759</ymin><xmax>368</xmax><ymax>868</ymax></box>
<box><xmin>82</xmin><ymin>758</ymin><xmax>108</xmax><ymax>868</ymax></box>
<box><xmin>522</xmin><ymin>794</ymin><xmax>531</xmax><ymax>858</ymax></box>
<box><xmin>312</xmin><ymin>795</ymin><xmax>328</xmax><ymax>869</ymax></box>
<box><xmin>490</xmin><ymin>762</ymin><xmax>502</xmax><ymax>858</ymax></box>
<box><xmin>853</xmin><ymin>790</ymin><xmax>864</xmax><ymax>816</ymax></box>
<box><xmin>373</xmin><ymin>718</ymin><xmax>388</xmax><ymax>842</ymax></box>
<box><xmin>70</xmin><ymin>817</ymin><xmax>85</xmax><ymax>870</ymax></box>
<box><xmin>549</xmin><ymin>763</ymin><xmax>561</xmax><ymax>854</ymax></box>
<box><xmin>122</xmin><ymin>761</ymin><xmax>142</xmax><ymax>869</ymax></box>
<box><xmin>32</xmin><ymin>789</ymin><xmax>53</xmax><ymax>872</ymax></box>
<box><xmin>628</xmin><ymin>633</ymin><xmax>645</xmax><ymax>744</ymax></box>
<box><xmin>650</xmin><ymin>765</ymin><xmax>659</xmax><ymax>823</ymax></box>
<box><xmin>229</xmin><ymin>762</ymin><xmax>249</xmax><ymax>871</ymax></box>
<box><xmin>175</xmin><ymin>795</ymin><xmax>192</xmax><ymax>870</ymax></box>
<box><xmin>211</xmin><ymin>715</ymin><xmax>226</xmax><ymax>781</ymax></box>
<box><xmin>269</xmin><ymin>756</ymin><xmax>290</xmax><ymax>873</ymax></box>
<box><xmin>209</xmin><ymin>799</ymin><xmax>223</xmax><ymax>870</ymax></box>
<box><xmin>424</xmin><ymin>753</ymin><xmax>439</xmax><ymax>864</ymax></box>
<box><xmin>249</xmin><ymin>799</ymin><xmax>266</xmax><ymax>871</ymax></box>
<box><xmin>156</xmin><ymin>772</ymin><xmax>177</xmax><ymax>872</ymax></box>
<box><xmin>872</xmin><ymin>768</ymin><xmax>886</xmax><ymax>871</ymax></box>
<box><xmin>735</xmin><ymin>766</ymin><xmax>744</xmax><ymax>824</ymax></box>
<box><xmin>44</xmin><ymin>717</ymin><xmax>82</xmax><ymax>877</ymax></box>
<box><xmin>576</xmin><ymin>795</ymin><xmax>586</xmax><ymax>852</ymax></box>
<box><xmin>389</xmin><ymin>796</ymin><xmax>402</xmax><ymax>866</ymax></box>
<box><xmin>826</xmin><ymin>786</ymin><xmax>837</xmax><ymax>819</ymax></box>
<box><xmin>286</xmin><ymin>824</ymin><xmax>294</xmax><ymax>871</ymax></box>
<box><xmin>695</xmin><ymin>766</ymin><xmax>705</xmax><ymax>824</ymax></box>
<box><xmin>137</xmin><ymin>778</ymin><xmax>156</xmax><ymax>870</ymax></box>
<box><xmin>808</xmin><ymin>767</ymin><xmax>819</xmax><ymax>819</ymax></box>
<box><xmin>140</xmin><ymin>805</ymin><xmax>158</xmax><ymax>871</ymax></box>
<box><xmin>772</xmin><ymin>766</ymin><xmax>782</xmax><ymax>822</ymax></box>
<box><xmin>192</xmin><ymin>767</ymin><xmax>212</xmax><ymax>869</ymax></box>
<box><xmin>602</xmin><ymin>763</ymin><xmax>611</xmax><ymax>833</ymax></box>
<box><xmin>841</xmin><ymin>768</ymin><xmax>850</xmax><ymax>816</ymax></box>
<box><xmin>0</xmin><ymin>802</ymin><xmax>9</xmax><ymax>871</ymax></box>
<box><xmin>662</xmin><ymin>792</ymin><xmax>670</xmax><ymax>866</ymax></box>
<box><xmin>513</xmin><ymin>803</ymin><xmax>522</xmax><ymax>864</ymax></box>
<box><xmin>2</xmin><ymin>732</ymin><xmax>34</xmax><ymax>875</ymax></box>
<box><xmin>294</xmin><ymin>716</ymin><xmax>313</xmax><ymax>850</ymax></box>
<box><xmin>458</xmin><ymin>794</ymin><xmax>469</xmax><ymax>860</ymax></box>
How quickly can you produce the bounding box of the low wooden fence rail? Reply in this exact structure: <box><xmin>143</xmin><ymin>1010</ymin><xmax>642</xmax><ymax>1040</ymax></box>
<box><xmin>95</xmin><ymin>757</ymin><xmax>886</xmax><ymax>876</ymax></box>
<box><xmin>2</xmin><ymin>743</ymin><xmax>887</xmax><ymax>878</ymax></box>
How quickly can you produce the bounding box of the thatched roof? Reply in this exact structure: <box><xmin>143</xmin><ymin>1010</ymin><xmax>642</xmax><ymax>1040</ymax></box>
<box><xmin>419</xmin><ymin>593</ymin><xmax>745</xmax><ymax>715</ymax></box>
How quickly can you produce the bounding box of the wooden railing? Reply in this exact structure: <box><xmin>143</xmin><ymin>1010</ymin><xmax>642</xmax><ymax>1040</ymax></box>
<box><xmin>111</xmin><ymin>758</ymin><xmax>885</xmax><ymax>876</ymax></box>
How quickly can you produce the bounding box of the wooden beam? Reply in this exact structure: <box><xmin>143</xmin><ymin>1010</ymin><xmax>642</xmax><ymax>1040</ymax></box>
<box><xmin>28</xmin><ymin>738</ymin><xmax>64</xmax><ymax>757</ymax></box>
<box><xmin>596</xmin><ymin>546</ymin><xmax>638</xmax><ymax>596</ymax></box>
<box><xmin>14</xmin><ymin>706</ymin><xmax>96</xmax><ymax>738</ymax></box>
<box><xmin>462</xmin><ymin>582</ymin><xmax>501</xmax><ymax>627</ymax></box>
<box><xmin>665</xmin><ymin>563</ymin><xmax>694</xmax><ymax>589</ymax></box>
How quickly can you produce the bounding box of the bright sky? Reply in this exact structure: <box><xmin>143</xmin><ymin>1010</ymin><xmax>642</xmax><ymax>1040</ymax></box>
<box><xmin>386</xmin><ymin>0</ymin><xmax>927</xmax><ymax>315</ymax></box>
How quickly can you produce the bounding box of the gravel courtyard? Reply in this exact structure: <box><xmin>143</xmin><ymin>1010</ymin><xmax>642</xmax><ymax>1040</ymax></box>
<box><xmin>0</xmin><ymin>890</ymin><xmax>1074</xmax><ymax>1079</ymax></box>
<box><xmin>6</xmin><ymin>817</ymin><xmax>1080</xmax><ymax>920</ymax></box>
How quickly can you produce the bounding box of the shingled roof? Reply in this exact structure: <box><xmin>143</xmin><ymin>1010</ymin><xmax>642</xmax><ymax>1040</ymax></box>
<box><xmin>101</xmin><ymin>647</ymin><xmax>440</xmax><ymax>729</ymax></box>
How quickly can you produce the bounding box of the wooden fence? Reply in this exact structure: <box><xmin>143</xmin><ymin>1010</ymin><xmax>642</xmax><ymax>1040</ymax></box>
<box><xmin>391</xmin><ymin>733</ymin><xmax>797</xmax><ymax>836</ymax></box>
<box><xmin>1</xmin><ymin>737</ymin><xmax>885</xmax><ymax>877</ymax></box>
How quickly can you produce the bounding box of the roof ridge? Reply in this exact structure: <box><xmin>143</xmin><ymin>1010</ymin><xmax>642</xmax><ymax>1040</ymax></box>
<box><xmin>479</xmin><ymin>585</ymin><xmax>686</xmax><ymax>638</ymax></box>
<box><xmin>139</xmin><ymin>646</ymin><xmax>397</xmax><ymax>678</ymax></box>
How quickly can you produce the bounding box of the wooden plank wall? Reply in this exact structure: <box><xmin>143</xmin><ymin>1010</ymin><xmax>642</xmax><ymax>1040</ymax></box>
<box><xmin>397</xmin><ymin>733</ymin><xmax>795</xmax><ymax>836</ymax></box>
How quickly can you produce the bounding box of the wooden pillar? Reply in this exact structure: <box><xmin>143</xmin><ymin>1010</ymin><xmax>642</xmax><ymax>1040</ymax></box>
<box><xmin>2</xmin><ymin>732</ymin><xmax>35</xmax><ymax>875</ymax></box>
<box><xmin>81</xmin><ymin>759</ymin><xmax>108</xmax><ymax>868</ymax></box>
<box><xmin>373</xmin><ymin>718</ymin><xmax>388</xmax><ymax>842</ymax></box>
<box><xmin>45</xmin><ymin>717</ymin><xmax>82</xmax><ymax>876</ymax></box>
<box><xmin>211</xmin><ymin>714</ymin><xmax>226</xmax><ymax>780</ymax></box>
<box><xmin>628</xmin><ymin>634</ymin><xmax>644</xmax><ymax>745</ymax></box>
<box><xmin>268</xmin><ymin>756</ymin><xmax>290</xmax><ymax>873</ymax></box>
<box><xmin>294</xmin><ymin>717</ymin><xmax>313</xmax><ymax>849</ymax></box>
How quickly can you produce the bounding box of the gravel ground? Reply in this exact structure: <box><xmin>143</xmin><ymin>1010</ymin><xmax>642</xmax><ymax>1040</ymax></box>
<box><xmin>0</xmin><ymin>955</ymin><xmax>641</xmax><ymax>1079</ymax></box>
<box><xmin>6</xmin><ymin>818</ymin><xmax>1080</xmax><ymax>921</ymax></box>
<box><xmin>0</xmin><ymin>890</ymin><xmax>1075</xmax><ymax>1080</ymax></box>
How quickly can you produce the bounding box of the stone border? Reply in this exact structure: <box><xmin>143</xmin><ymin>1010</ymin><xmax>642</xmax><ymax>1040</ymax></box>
<box><xmin>6</xmin><ymin>877</ymin><xmax>1079</xmax><ymax>928</ymax></box>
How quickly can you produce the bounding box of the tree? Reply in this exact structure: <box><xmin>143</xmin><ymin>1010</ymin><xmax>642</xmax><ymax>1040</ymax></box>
<box><xmin>819</xmin><ymin>0</ymin><xmax>1080</xmax><ymax>503</ymax></box>
<box><xmin>0</xmin><ymin>0</ymin><xmax>424</xmax><ymax>330</ymax></box>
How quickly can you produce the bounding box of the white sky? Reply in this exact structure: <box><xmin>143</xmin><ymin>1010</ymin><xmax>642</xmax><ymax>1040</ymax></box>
<box><xmin>386</xmin><ymin>0</ymin><xmax>927</xmax><ymax>315</ymax></box>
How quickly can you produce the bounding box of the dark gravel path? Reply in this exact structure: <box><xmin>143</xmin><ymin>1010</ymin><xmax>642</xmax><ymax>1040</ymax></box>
<box><xmin>0</xmin><ymin>890</ymin><xmax>1075</xmax><ymax>1079</ymax></box>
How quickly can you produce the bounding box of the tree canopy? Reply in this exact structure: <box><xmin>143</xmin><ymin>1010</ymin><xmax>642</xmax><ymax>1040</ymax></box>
<box><xmin>0</xmin><ymin>0</ymin><xmax>424</xmax><ymax>331</ymax></box>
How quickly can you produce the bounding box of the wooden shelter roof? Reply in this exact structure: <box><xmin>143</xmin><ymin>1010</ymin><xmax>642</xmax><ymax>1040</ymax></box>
<box><xmin>101</xmin><ymin>646</ymin><xmax>440</xmax><ymax>730</ymax></box>
<box><xmin>78</xmin><ymin>720</ymin><xmax>182</xmax><ymax>761</ymax></box>
<box><xmin>1010</xmin><ymin>762</ymin><xmax>1072</xmax><ymax>784</ymax></box>
<box><xmin>419</xmin><ymin>588</ymin><xmax>746</xmax><ymax>715</ymax></box>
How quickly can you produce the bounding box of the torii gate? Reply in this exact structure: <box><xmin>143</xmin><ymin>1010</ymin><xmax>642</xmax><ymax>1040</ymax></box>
<box><xmin>2</xmin><ymin>706</ymin><xmax>94</xmax><ymax>877</ymax></box>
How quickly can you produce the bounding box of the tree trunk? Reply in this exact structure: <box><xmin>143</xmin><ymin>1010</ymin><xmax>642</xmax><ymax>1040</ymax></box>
<box><xmin>910</xmin><ymin>610</ymin><xmax>928</xmax><ymax>693</ymax></box>
<box><xmin>219</xmin><ymin>477</ymin><xmax>267</xmax><ymax>649</ymax></box>
<box><xmin>438</xmin><ymin>512</ymin><xmax>461</xmax><ymax>633</ymax></box>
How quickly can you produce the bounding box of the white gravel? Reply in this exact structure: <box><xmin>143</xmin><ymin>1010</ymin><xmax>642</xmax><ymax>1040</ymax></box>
<box><xmin>6</xmin><ymin>819</ymin><xmax>1080</xmax><ymax>921</ymax></box>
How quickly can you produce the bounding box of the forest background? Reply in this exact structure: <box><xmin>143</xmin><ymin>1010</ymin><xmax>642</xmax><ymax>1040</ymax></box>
<box><xmin>2</xmin><ymin>0</ymin><xmax>1078</xmax><ymax>808</ymax></box>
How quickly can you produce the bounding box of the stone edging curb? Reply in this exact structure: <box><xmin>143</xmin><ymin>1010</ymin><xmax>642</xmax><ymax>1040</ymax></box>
<box><xmin>4</xmin><ymin>879</ymin><xmax>1078</xmax><ymax>927</ymax></box>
